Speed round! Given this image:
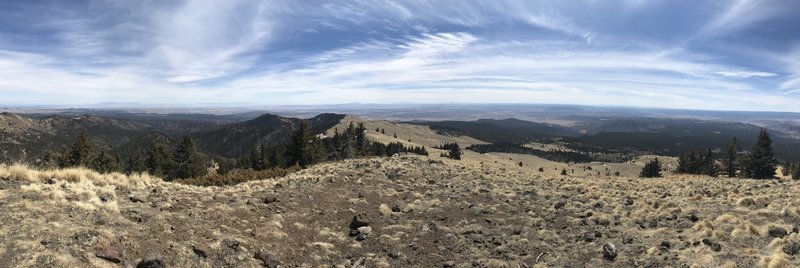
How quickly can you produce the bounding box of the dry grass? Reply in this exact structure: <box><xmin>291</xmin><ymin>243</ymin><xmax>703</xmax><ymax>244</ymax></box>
<box><xmin>2</xmin><ymin>155</ymin><xmax>800</xmax><ymax>267</ymax></box>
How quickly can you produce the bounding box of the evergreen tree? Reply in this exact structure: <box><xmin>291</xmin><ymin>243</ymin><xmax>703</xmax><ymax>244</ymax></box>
<box><xmin>173</xmin><ymin>135</ymin><xmax>206</xmax><ymax>179</ymax></box>
<box><xmin>701</xmin><ymin>149</ymin><xmax>718</xmax><ymax>177</ymax></box>
<box><xmin>287</xmin><ymin>121</ymin><xmax>313</xmax><ymax>167</ymax></box>
<box><xmin>125</xmin><ymin>150</ymin><xmax>147</xmax><ymax>174</ymax></box>
<box><xmin>66</xmin><ymin>130</ymin><xmax>95</xmax><ymax>167</ymax></box>
<box><xmin>355</xmin><ymin>122</ymin><xmax>369</xmax><ymax>156</ymax></box>
<box><xmin>91</xmin><ymin>145</ymin><xmax>119</xmax><ymax>173</ymax></box>
<box><xmin>742</xmin><ymin>128</ymin><xmax>777</xmax><ymax>179</ymax></box>
<box><xmin>640</xmin><ymin>158</ymin><xmax>662</xmax><ymax>178</ymax></box>
<box><xmin>268</xmin><ymin>148</ymin><xmax>285</xmax><ymax>168</ymax></box>
<box><xmin>676</xmin><ymin>149</ymin><xmax>718</xmax><ymax>176</ymax></box>
<box><xmin>560</xmin><ymin>168</ymin><xmax>567</xmax><ymax>175</ymax></box>
<box><xmin>146</xmin><ymin>142</ymin><xmax>172</xmax><ymax>178</ymax></box>
<box><xmin>723</xmin><ymin>137</ymin><xmax>739</xmax><ymax>177</ymax></box>
<box><xmin>791</xmin><ymin>162</ymin><xmax>800</xmax><ymax>180</ymax></box>
<box><xmin>676</xmin><ymin>150</ymin><xmax>701</xmax><ymax>174</ymax></box>
<box><xmin>448</xmin><ymin>143</ymin><xmax>462</xmax><ymax>160</ymax></box>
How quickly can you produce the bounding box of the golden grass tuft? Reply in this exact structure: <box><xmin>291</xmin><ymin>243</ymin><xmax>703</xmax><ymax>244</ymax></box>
<box><xmin>731</xmin><ymin>222</ymin><xmax>761</xmax><ymax>237</ymax></box>
<box><xmin>759</xmin><ymin>252</ymin><xmax>788</xmax><ymax>268</ymax></box>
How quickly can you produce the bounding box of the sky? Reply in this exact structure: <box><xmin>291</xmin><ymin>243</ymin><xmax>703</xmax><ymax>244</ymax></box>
<box><xmin>0</xmin><ymin>0</ymin><xmax>799</xmax><ymax>111</ymax></box>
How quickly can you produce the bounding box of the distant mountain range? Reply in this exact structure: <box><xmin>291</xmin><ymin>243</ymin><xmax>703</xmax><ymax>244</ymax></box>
<box><xmin>0</xmin><ymin>112</ymin><xmax>344</xmax><ymax>164</ymax></box>
<box><xmin>3</xmin><ymin>107</ymin><xmax>800</xmax><ymax>165</ymax></box>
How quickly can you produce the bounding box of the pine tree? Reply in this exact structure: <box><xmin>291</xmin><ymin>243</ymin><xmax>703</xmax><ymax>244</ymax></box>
<box><xmin>66</xmin><ymin>130</ymin><xmax>95</xmax><ymax>167</ymax></box>
<box><xmin>791</xmin><ymin>162</ymin><xmax>800</xmax><ymax>180</ymax></box>
<box><xmin>146</xmin><ymin>142</ymin><xmax>172</xmax><ymax>179</ymax></box>
<box><xmin>723</xmin><ymin>137</ymin><xmax>739</xmax><ymax>177</ymax></box>
<box><xmin>268</xmin><ymin>148</ymin><xmax>285</xmax><ymax>168</ymax></box>
<box><xmin>742</xmin><ymin>128</ymin><xmax>777</xmax><ymax>179</ymax></box>
<box><xmin>448</xmin><ymin>143</ymin><xmax>462</xmax><ymax>160</ymax></box>
<box><xmin>287</xmin><ymin>121</ymin><xmax>313</xmax><ymax>168</ymax></box>
<box><xmin>355</xmin><ymin>122</ymin><xmax>368</xmax><ymax>156</ymax></box>
<box><xmin>125</xmin><ymin>150</ymin><xmax>147</xmax><ymax>174</ymax></box>
<box><xmin>676</xmin><ymin>150</ymin><xmax>700</xmax><ymax>174</ymax></box>
<box><xmin>701</xmin><ymin>149</ymin><xmax>718</xmax><ymax>177</ymax></box>
<box><xmin>173</xmin><ymin>136</ymin><xmax>206</xmax><ymax>179</ymax></box>
<box><xmin>560</xmin><ymin>168</ymin><xmax>567</xmax><ymax>175</ymax></box>
<box><xmin>640</xmin><ymin>158</ymin><xmax>662</xmax><ymax>178</ymax></box>
<box><xmin>92</xmin><ymin>145</ymin><xmax>120</xmax><ymax>173</ymax></box>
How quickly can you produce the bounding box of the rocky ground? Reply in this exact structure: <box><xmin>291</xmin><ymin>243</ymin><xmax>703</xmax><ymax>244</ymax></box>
<box><xmin>1</xmin><ymin>156</ymin><xmax>800</xmax><ymax>267</ymax></box>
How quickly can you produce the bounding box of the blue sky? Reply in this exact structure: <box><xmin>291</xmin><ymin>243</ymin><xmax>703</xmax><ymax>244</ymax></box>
<box><xmin>0</xmin><ymin>0</ymin><xmax>799</xmax><ymax>111</ymax></box>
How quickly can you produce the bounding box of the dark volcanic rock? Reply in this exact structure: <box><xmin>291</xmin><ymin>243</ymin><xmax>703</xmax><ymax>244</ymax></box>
<box><xmin>136</xmin><ymin>258</ymin><xmax>165</xmax><ymax>268</ymax></box>
<box><xmin>602</xmin><ymin>242</ymin><xmax>617</xmax><ymax>261</ymax></box>
<box><xmin>350</xmin><ymin>214</ymin><xmax>371</xmax><ymax>229</ymax></box>
<box><xmin>263</xmin><ymin>195</ymin><xmax>278</xmax><ymax>204</ymax></box>
<box><xmin>701</xmin><ymin>238</ymin><xmax>721</xmax><ymax>252</ymax></box>
<box><xmin>784</xmin><ymin>242</ymin><xmax>800</xmax><ymax>256</ymax></box>
<box><xmin>254</xmin><ymin>249</ymin><xmax>281</xmax><ymax>268</ymax></box>
<box><xmin>192</xmin><ymin>244</ymin><xmax>210</xmax><ymax>258</ymax></box>
<box><xmin>768</xmin><ymin>227</ymin><xmax>787</xmax><ymax>238</ymax></box>
<box><xmin>660</xmin><ymin>241</ymin><xmax>671</xmax><ymax>250</ymax></box>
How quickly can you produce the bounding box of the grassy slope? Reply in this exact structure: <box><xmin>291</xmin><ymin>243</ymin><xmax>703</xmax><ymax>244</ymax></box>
<box><xmin>1</xmin><ymin>155</ymin><xmax>800</xmax><ymax>267</ymax></box>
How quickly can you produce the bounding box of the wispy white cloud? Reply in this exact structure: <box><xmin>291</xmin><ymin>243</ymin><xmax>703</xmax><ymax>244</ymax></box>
<box><xmin>696</xmin><ymin>0</ymin><xmax>782</xmax><ymax>38</ymax></box>
<box><xmin>526</xmin><ymin>14</ymin><xmax>594</xmax><ymax>43</ymax></box>
<box><xmin>715</xmin><ymin>70</ymin><xmax>778</xmax><ymax>78</ymax></box>
<box><xmin>148</xmin><ymin>0</ymin><xmax>272</xmax><ymax>83</ymax></box>
<box><xmin>0</xmin><ymin>0</ymin><xmax>799</xmax><ymax>111</ymax></box>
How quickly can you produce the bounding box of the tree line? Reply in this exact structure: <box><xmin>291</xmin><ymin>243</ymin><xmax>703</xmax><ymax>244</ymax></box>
<box><xmin>641</xmin><ymin>128</ymin><xmax>785</xmax><ymax>179</ymax></box>
<box><xmin>434</xmin><ymin>142</ymin><xmax>462</xmax><ymax>160</ymax></box>
<box><xmin>47</xmin><ymin>121</ymin><xmax>431</xmax><ymax>182</ymax></box>
<box><xmin>466</xmin><ymin>143</ymin><xmax>591</xmax><ymax>163</ymax></box>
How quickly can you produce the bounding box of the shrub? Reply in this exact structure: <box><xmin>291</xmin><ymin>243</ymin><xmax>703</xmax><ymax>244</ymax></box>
<box><xmin>175</xmin><ymin>166</ymin><xmax>300</xmax><ymax>186</ymax></box>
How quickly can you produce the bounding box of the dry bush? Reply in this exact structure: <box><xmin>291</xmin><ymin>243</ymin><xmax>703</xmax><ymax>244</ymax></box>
<box><xmin>175</xmin><ymin>166</ymin><xmax>301</xmax><ymax>186</ymax></box>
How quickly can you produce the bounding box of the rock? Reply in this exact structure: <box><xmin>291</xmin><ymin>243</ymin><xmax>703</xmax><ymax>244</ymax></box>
<box><xmin>357</xmin><ymin>226</ymin><xmax>372</xmax><ymax>235</ymax></box>
<box><xmin>356</xmin><ymin>233</ymin><xmax>368</xmax><ymax>241</ymax></box>
<box><xmin>443</xmin><ymin>260</ymin><xmax>456</xmax><ymax>268</ymax></box>
<box><xmin>688</xmin><ymin>213</ymin><xmax>699</xmax><ymax>222</ymax></box>
<box><xmin>192</xmin><ymin>244</ymin><xmax>210</xmax><ymax>258</ymax></box>
<box><xmin>469</xmin><ymin>233</ymin><xmax>484</xmax><ymax>243</ymax></box>
<box><xmin>783</xmin><ymin>242</ymin><xmax>800</xmax><ymax>256</ymax></box>
<box><xmin>623</xmin><ymin>197</ymin><xmax>634</xmax><ymax>206</ymax></box>
<box><xmin>349</xmin><ymin>229</ymin><xmax>361</xmax><ymax>237</ymax></box>
<box><xmin>254</xmin><ymin>250</ymin><xmax>281</xmax><ymax>268</ymax></box>
<box><xmin>136</xmin><ymin>258</ymin><xmax>165</xmax><ymax>268</ymax></box>
<box><xmin>582</xmin><ymin>233</ymin><xmax>596</xmax><ymax>242</ymax></box>
<box><xmin>622</xmin><ymin>237</ymin><xmax>634</xmax><ymax>244</ymax></box>
<box><xmin>701</xmin><ymin>238</ymin><xmax>721</xmax><ymax>252</ymax></box>
<box><xmin>95</xmin><ymin>244</ymin><xmax>122</xmax><ymax>263</ymax></box>
<box><xmin>350</xmin><ymin>214</ymin><xmax>371</xmax><ymax>229</ymax></box>
<box><xmin>73</xmin><ymin>230</ymin><xmax>100</xmax><ymax>247</ymax></box>
<box><xmin>769</xmin><ymin>227</ymin><xmax>788</xmax><ymax>238</ymax></box>
<box><xmin>353</xmin><ymin>226</ymin><xmax>372</xmax><ymax>241</ymax></box>
<box><xmin>388</xmin><ymin>252</ymin><xmax>401</xmax><ymax>259</ymax></box>
<box><xmin>602</xmin><ymin>242</ymin><xmax>617</xmax><ymax>261</ymax></box>
<box><xmin>45</xmin><ymin>178</ymin><xmax>56</xmax><ymax>184</ymax></box>
<box><xmin>263</xmin><ymin>195</ymin><xmax>278</xmax><ymax>204</ymax></box>
<box><xmin>391</xmin><ymin>204</ymin><xmax>402</xmax><ymax>213</ymax></box>
<box><xmin>98</xmin><ymin>193</ymin><xmax>114</xmax><ymax>202</ymax></box>
<box><xmin>660</xmin><ymin>241</ymin><xmax>671</xmax><ymax>250</ymax></box>
<box><xmin>129</xmin><ymin>195</ymin><xmax>145</xmax><ymax>203</ymax></box>
<box><xmin>554</xmin><ymin>201</ymin><xmax>566</xmax><ymax>209</ymax></box>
